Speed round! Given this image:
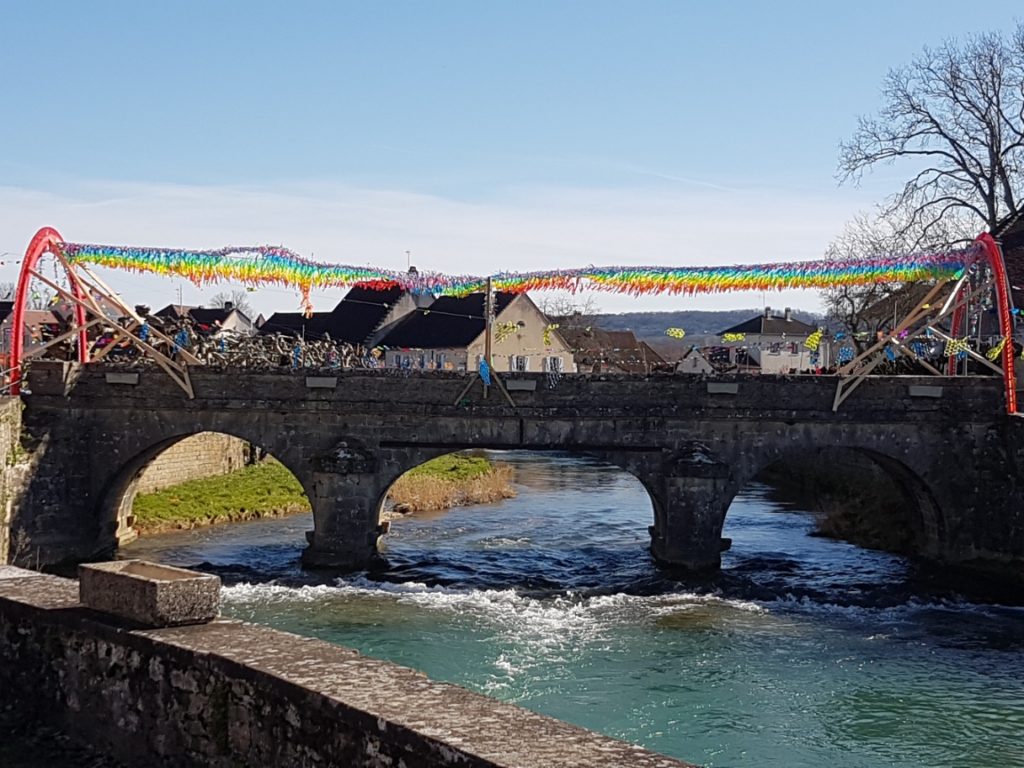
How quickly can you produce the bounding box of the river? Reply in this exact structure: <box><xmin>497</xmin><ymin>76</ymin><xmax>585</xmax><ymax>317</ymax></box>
<box><xmin>123</xmin><ymin>451</ymin><xmax>1024</xmax><ymax>768</ymax></box>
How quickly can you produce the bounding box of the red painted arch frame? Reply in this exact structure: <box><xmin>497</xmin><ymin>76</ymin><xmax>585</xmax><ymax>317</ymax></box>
<box><xmin>977</xmin><ymin>232</ymin><xmax>1018</xmax><ymax>414</ymax></box>
<box><xmin>8</xmin><ymin>227</ymin><xmax>89</xmax><ymax>395</ymax></box>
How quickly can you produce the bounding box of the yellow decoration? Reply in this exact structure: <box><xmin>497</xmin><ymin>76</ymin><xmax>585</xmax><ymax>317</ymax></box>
<box><xmin>945</xmin><ymin>337</ymin><xmax>970</xmax><ymax>357</ymax></box>
<box><xmin>543</xmin><ymin>323</ymin><xmax>560</xmax><ymax>345</ymax></box>
<box><xmin>721</xmin><ymin>332</ymin><xmax>745</xmax><ymax>343</ymax></box>
<box><xmin>986</xmin><ymin>337</ymin><xmax>1009</xmax><ymax>361</ymax></box>
<box><xmin>494</xmin><ymin>321</ymin><xmax>519</xmax><ymax>344</ymax></box>
<box><xmin>665</xmin><ymin>327</ymin><xmax>686</xmax><ymax>339</ymax></box>
<box><xmin>803</xmin><ymin>328</ymin><xmax>824</xmax><ymax>351</ymax></box>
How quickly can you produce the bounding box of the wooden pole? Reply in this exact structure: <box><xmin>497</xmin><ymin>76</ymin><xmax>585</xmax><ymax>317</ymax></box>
<box><xmin>484</xmin><ymin>277</ymin><xmax>493</xmax><ymax>399</ymax></box>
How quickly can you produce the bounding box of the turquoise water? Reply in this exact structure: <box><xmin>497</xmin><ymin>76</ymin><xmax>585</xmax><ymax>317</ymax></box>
<box><xmin>125</xmin><ymin>452</ymin><xmax>1024</xmax><ymax>767</ymax></box>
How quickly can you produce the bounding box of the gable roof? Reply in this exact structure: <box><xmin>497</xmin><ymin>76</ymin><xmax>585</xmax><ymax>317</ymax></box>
<box><xmin>260</xmin><ymin>285</ymin><xmax>404</xmax><ymax>343</ymax></box>
<box><xmin>377</xmin><ymin>292</ymin><xmax>516</xmax><ymax>349</ymax></box>
<box><xmin>719</xmin><ymin>312</ymin><xmax>818</xmax><ymax>336</ymax></box>
<box><xmin>556</xmin><ymin>325</ymin><xmax>666</xmax><ymax>372</ymax></box>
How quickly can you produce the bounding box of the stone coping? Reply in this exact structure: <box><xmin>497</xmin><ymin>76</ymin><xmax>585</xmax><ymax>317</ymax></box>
<box><xmin>0</xmin><ymin>569</ymin><xmax>694</xmax><ymax>768</ymax></box>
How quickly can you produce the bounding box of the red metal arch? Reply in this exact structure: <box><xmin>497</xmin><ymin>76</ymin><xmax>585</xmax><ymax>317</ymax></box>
<box><xmin>977</xmin><ymin>232</ymin><xmax>1018</xmax><ymax>414</ymax></box>
<box><xmin>9</xmin><ymin>227</ymin><xmax>89</xmax><ymax>395</ymax></box>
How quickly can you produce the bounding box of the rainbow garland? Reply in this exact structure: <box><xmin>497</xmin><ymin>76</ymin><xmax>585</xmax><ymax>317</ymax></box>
<box><xmin>57</xmin><ymin>241</ymin><xmax>983</xmax><ymax>309</ymax></box>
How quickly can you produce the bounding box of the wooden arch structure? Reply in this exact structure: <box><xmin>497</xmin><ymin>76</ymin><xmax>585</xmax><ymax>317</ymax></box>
<box><xmin>6</xmin><ymin>227</ymin><xmax>200</xmax><ymax>397</ymax></box>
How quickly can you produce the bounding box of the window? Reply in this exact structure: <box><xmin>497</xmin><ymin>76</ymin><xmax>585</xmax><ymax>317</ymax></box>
<box><xmin>543</xmin><ymin>356</ymin><xmax>563</xmax><ymax>373</ymax></box>
<box><xmin>511</xmin><ymin>355</ymin><xmax>529</xmax><ymax>372</ymax></box>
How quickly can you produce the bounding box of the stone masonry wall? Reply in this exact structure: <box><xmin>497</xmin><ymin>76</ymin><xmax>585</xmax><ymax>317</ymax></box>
<box><xmin>134</xmin><ymin>432</ymin><xmax>251</xmax><ymax>494</ymax></box>
<box><xmin>0</xmin><ymin>568</ymin><xmax>692</xmax><ymax>768</ymax></box>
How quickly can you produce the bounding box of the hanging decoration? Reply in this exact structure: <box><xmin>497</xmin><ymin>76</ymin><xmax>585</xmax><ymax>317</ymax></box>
<box><xmin>543</xmin><ymin>323</ymin><xmax>560</xmax><ymax>346</ymax></box>
<box><xmin>837</xmin><ymin>346</ymin><xmax>855</xmax><ymax>364</ymax></box>
<box><xmin>944</xmin><ymin>337</ymin><xmax>970</xmax><ymax>357</ymax></box>
<box><xmin>986</xmin><ymin>337</ymin><xmax>1009</xmax><ymax>361</ymax></box>
<box><xmin>665</xmin><ymin>327</ymin><xmax>686</xmax><ymax>339</ymax></box>
<box><xmin>493</xmin><ymin>321</ymin><xmax>519</xmax><ymax>344</ymax></box>
<box><xmin>803</xmin><ymin>328</ymin><xmax>824</xmax><ymax>351</ymax></box>
<box><xmin>721</xmin><ymin>332</ymin><xmax>745</xmax><ymax>343</ymax></box>
<box><xmin>55</xmin><ymin>240</ymin><xmax>983</xmax><ymax>311</ymax></box>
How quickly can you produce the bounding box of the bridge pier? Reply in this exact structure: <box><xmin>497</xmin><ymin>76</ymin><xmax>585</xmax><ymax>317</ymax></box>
<box><xmin>300</xmin><ymin>470</ymin><xmax>384</xmax><ymax>570</ymax></box>
<box><xmin>648</xmin><ymin>475</ymin><xmax>732</xmax><ymax>571</ymax></box>
<box><xmin>643</xmin><ymin>445</ymin><xmax>735</xmax><ymax>572</ymax></box>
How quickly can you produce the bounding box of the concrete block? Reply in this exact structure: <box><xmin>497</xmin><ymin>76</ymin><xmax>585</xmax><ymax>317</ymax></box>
<box><xmin>908</xmin><ymin>385</ymin><xmax>943</xmax><ymax>398</ymax></box>
<box><xmin>105</xmin><ymin>372</ymin><xmax>140</xmax><ymax>385</ymax></box>
<box><xmin>79</xmin><ymin>561</ymin><xmax>220</xmax><ymax>628</ymax></box>
<box><xmin>305</xmin><ymin>376</ymin><xmax>338</xmax><ymax>389</ymax></box>
<box><xmin>706</xmin><ymin>382</ymin><xmax>739</xmax><ymax>395</ymax></box>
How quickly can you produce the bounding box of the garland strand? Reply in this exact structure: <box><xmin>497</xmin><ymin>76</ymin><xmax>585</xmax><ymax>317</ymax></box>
<box><xmin>57</xmin><ymin>241</ymin><xmax>983</xmax><ymax>307</ymax></box>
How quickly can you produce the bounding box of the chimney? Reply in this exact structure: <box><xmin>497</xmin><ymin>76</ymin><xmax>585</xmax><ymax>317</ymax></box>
<box><xmin>763</xmin><ymin>306</ymin><xmax>771</xmax><ymax>318</ymax></box>
<box><xmin>224</xmin><ymin>301</ymin><xmax>234</xmax><ymax>310</ymax></box>
<box><xmin>784</xmin><ymin>307</ymin><xmax>792</xmax><ymax>321</ymax></box>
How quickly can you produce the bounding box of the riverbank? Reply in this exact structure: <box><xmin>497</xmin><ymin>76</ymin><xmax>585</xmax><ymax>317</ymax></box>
<box><xmin>131</xmin><ymin>454</ymin><xmax>515</xmax><ymax>533</ymax></box>
<box><xmin>384</xmin><ymin>453</ymin><xmax>516</xmax><ymax>519</ymax></box>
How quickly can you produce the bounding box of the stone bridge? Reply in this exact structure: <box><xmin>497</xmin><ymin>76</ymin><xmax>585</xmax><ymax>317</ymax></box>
<box><xmin>13</xmin><ymin>362</ymin><xmax>1024</xmax><ymax>574</ymax></box>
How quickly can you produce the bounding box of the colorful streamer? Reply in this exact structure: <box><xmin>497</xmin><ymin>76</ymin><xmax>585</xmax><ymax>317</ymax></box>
<box><xmin>56</xmin><ymin>241</ymin><xmax>983</xmax><ymax>308</ymax></box>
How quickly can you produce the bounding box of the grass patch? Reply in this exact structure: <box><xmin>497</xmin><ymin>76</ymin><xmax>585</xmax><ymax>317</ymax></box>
<box><xmin>403</xmin><ymin>453</ymin><xmax>495</xmax><ymax>482</ymax></box>
<box><xmin>132</xmin><ymin>452</ymin><xmax>514</xmax><ymax>533</ymax></box>
<box><xmin>132</xmin><ymin>459</ymin><xmax>310</xmax><ymax>531</ymax></box>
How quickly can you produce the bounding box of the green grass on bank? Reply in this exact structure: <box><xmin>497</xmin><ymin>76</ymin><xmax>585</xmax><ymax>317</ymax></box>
<box><xmin>403</xmin><ymin>453</ymin><xmax>495</xmax><ymax>482</ymax></box>
<box><xmin>132</xmin><ymin>459</ymin><xmax>311</xmax><ymax>528</ymax></box>
<box><xmin>132</xmin><ymin>453</ymin><xmax>498</xmax><ymax>530</ymax></box>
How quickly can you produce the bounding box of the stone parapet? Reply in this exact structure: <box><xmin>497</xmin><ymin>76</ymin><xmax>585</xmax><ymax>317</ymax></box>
<box><xmin>0</xmin><ymin>569</ymin><xmax>694</xmax><ymax>768</ymax></box>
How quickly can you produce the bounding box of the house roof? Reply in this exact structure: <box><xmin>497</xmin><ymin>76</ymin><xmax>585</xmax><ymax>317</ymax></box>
<box><xmin>556</xmin><ymin>325</ymin><xmax>666</xmax><ymax>372</ymax></box>
<box><xmin>377</xmin><ymin>293</ymin><xmax>516</xmax><ymax>349</ymax></box>
<box><xmin>260</xmin><ymin>285</ymin><xmax>403</xmax><ymax>343</ymax></box>
<box><xmin>718</xmin><ymin>312</ymin><xmax>818</xmax><ymax>336</ymax></box>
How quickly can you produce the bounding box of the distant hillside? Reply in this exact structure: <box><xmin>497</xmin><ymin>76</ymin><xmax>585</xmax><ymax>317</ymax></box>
<box><xmin>593</xmin><ymin>308</ymin><xmax>826</xmax><ymax>337</ymax></box>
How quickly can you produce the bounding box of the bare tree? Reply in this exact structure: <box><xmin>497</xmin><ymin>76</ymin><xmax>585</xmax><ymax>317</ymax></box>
<box><xmin>538</xmin><ymin>294</ymin><xmax>600</xmax><ymax>330</ymax></box>
<box><xmin>208</xmin><ymin>289</ymin><xmax>255</xmax><ymax>319</ymax></box>
<box><xmin>823</xmin><ymin>208</ymin><xmax>973</xmax><ymax>350</ymax></box>
<box><xmin>839</xmin><ymin>24</ymin><xmax>1024</xmax><ymax>238</ymax></box>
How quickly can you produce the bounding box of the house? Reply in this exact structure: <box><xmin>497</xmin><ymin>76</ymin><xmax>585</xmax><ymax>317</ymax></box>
<box><xmin>717</xmin><ymin>307</ymin><xmax>823</xmax><ymax>374</ymax></box>
<box><xmin>377</xmin><ymin>292</ymin><xmax>575</xmax><ymax>373</ymax></box>
<box><xmin>259</xmin><ymin>285</ymin><xmax>423</xmax><ymax>346</ymax></box>
<box><xmin>555</xmin><ymin>325</ymin><xmax>666</xmax><ymax>373</ymax></box>
<box><xmin>0</xmin><ymin>301</ymin><xmax>65</xmax><ymax>370</ymax></box>
<box><xmin>154</xmin><ymin>302</ymin><xmax>259</xmax><ymax>336</ymax></box>
<box><xmin>675</xmin><ymin>346</ymin><xmax>715</xmax><ymax>374</ymax></box>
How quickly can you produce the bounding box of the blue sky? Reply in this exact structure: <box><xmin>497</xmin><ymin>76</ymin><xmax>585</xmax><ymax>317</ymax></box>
<box><xmin>2</xmin><ymin>1</ymin><xmax>1021</xmax><ymax>316</ymax></box>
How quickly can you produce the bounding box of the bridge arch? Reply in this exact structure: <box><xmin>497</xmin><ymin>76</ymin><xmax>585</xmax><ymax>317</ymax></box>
<box><xmin>368</xmin><ymin>447</ymin><xmax>659</xmax><ymax>567</ymax></box>
<box><xmin>95</xmin><ymin>428</ymin><xmax>314</xmax><ymax>559</ymax></box>
<box><xmin>725</xmin><ymin>444</ymin><xmax>945</xmax><ymax>557</ymax></box>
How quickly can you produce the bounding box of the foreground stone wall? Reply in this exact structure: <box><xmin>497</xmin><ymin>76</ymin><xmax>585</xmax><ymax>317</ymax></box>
<box><xmin>0</xmin><ymin>568</ymin><xmax>691</xmax><ymax>768</ymax></box>
<box><xmin>134</xmin><ymin>432</ymin><xmax>251</xmax><ymax>494</ymax></box>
